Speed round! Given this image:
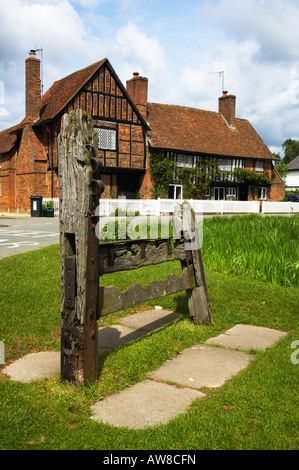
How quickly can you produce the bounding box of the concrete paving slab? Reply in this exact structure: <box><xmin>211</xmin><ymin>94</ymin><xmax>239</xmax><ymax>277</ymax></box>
<box><xmin>149</xmin><ymin>345</ymin><xmax>255</xmax><ymax>389</ymax></box>
<box><xmin>2</xmin><ymin>351</ymin><xmax>60</xmax><ymax>383</ymax></box>
<box><xmin>90</xmin><ymin>379</ymin><xmax>205</xmax><ymax>429</ymax></box>
<box><xmin>206</xmin><ymin>324</ymin><xmax>287</xmax><ymax>351</ymax></box>
<box><xmin>119</xmin><ymin>309</ymin><xmax>181</xmax><ymax>331</ymax></box>
<box><xmin>98</xmin><ymin>325</ymin><xmax>147</xmax><ymax>354</ymax></box>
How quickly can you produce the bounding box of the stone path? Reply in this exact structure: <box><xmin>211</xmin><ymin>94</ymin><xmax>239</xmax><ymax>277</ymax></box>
<box><xmin>1</xmin><ymin>308</ymin><xmax>287</xmax><ymax>429</ymax></box>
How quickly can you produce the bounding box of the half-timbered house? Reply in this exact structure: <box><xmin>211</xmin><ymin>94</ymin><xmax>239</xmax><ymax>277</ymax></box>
<box><xmin>0</xmin><ymin>52</ymin><xmax>284</xmax><ymax>213</ymax></box>
<box><xmin>0</xmin><ymin>53</ymin><xmax>149</xmax><ymax>212</ymax></box>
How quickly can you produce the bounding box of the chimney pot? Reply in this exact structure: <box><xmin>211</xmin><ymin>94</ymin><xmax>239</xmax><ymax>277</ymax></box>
<box><xmin>223</xmin><ymin>90</ymin><xmax>228</xmax><ymax>96</ymax></box>
<box><xmin>29</xmin><ymin>50</ymin><xmax>37</xmax><ymax>58</ymax></box>
<box><xmin>133</xmin><ymin>72</ymin><xmax>139</xmax><ymax>78</ymax></box>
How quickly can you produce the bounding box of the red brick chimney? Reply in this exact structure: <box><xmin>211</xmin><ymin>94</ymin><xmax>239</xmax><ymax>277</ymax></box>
<box><xmin>126</xmin><ymin>72</ymin><xmax>148</xmax><ymax>120</ymax></box>
<box><xmin>25</xmin><ymin>50</ymin><xmax>41</xmax><ymax>120</ymax></box>
<box><xmin>218</xmin><ymin>91</ymin><xmax>236</xmax><ymax>127</ymax></box>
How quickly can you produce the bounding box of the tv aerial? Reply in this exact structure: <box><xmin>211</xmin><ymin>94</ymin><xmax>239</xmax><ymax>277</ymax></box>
<box><xmin>30</xmin><ymin>48</ymin><xmax>44</xmax><ymax>96</ymax></box>
<box><xmin>208</xmin><ymin>71</ymin><xmax>225</xmax><ymax>93</ymax></box>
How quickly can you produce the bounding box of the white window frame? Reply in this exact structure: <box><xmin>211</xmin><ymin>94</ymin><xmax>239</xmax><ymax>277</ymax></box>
<box><xmin>258</xmin><ymin>187</ymin><xmax>267</xmax><ymax>200</ymax></box>
<box><xmin>226</xmin><ymin>187</ymin><xmax>236</xmax><ymax>198</ymax></box>
<box><xmin>214</xmin><ymin>187</ymin><xmax>226</xmax><ymax>200</ymax></box>
<box><xmin>169</xmin><ymin>184</ymin><xmax>183</xmax><ymax>200</ymax></box>
<box><xmin>232</xmin><ymin>158</ymin><xmax>245</xmax><ymax>170</ymax></box>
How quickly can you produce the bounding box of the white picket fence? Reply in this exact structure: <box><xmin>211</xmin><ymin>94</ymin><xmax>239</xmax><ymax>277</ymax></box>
<box><xmin>262</xmin><ymin>201</ymin><xmax>299</xmax><ymax>214</ymax></box>
<box><xmin>43</xmin><ymin>197</ymin><xmax>299</xmax><ymax>216</ymax></box>
<box><xmin>98</xmin><ymin>198</ymin><xmax>260</xmax><ymax>216</ymax></box>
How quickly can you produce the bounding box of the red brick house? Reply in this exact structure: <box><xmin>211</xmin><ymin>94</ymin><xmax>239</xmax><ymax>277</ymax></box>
<box><xmin>0</xmin><ymin>53</ymin><xmax>149</xmax><ymax>212</ymax></box>
<box><xmin>0</xmin><ymin>52</ymin><xmax>284</xmax><ymax>213</ymax></box>
<box><xmin>126</xmin><ymin>74</ymin><xmax>284</xmax><ymax>202</ymax></box>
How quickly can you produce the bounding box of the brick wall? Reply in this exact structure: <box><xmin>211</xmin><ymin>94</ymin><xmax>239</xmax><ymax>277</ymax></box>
<box><xmin>265</xmin><ymin>160</ymin><xmax>272</xmax><ymax>179</ymax></box>
<box><xmin>0</xmin><ymin>148</ymin><xmax>17</xmax><ymax>211</ymax></box>
<box><xmin>269</xmin><ymin>169</ymin><xmax>285</xmax><ymax>201</ymax></box>
<box><xmin>269</xmin><ymin>183</ymin><xmax>285</xmax><ymax>201</ymax></box>
<box><xmin>15</xmin><ymin>124</ymin><xmax>48</xmax><ymax>211</ymax></box>
<box><xmin>100</xmin><ymin>174</ymin><xmax>111</xmax><ymax>198</ymax></box>
<box><xmin>126</xmin><ymin>73</ymin><xmax>148</xmax><ymax>120</ymax></box>
<box><xmin>140</xmin><ymin>170</ymin><xmax>153</xmax><ymax>198</ymax></box>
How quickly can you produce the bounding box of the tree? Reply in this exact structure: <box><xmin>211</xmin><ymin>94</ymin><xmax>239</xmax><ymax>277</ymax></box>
<box><xmin>274</xmin><ymin>139</ymin><xmax>299</xmax><ymax>179</ymax></box>
<box><xmin>281</xmin><ymin>139</ymin><xmax>299</xmax><ymax>165</ymax></box>
<box><xmin>149</xmin><ymin>151</ymin><xmax>175</xmax><ymax>198</ymax></box>
<box><xmin>275</xmin><ymin>160</ymin><xmax>289</xmax><ymax>181</ymax></box>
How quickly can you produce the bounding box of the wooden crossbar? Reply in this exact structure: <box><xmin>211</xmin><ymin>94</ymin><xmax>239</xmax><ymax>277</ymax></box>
<box><xmin>98</xmin><ymin>238</ymin><xmax>186</xmax><ymax>275</ymax></box>
<box><xmin>99</xmin><ymin>266</ymin><xmax>196</xmax><ymax>316</ymax></box>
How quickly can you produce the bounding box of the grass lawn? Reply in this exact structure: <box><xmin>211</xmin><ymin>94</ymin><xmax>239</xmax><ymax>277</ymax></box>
<box><xmin>0</xmin><ymin>215</ymin><xmax>298</xmax><ymax>450</ymax></box>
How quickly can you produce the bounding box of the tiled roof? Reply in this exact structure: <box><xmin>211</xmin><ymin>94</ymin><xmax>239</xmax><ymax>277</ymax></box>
<box><xmin>0</xmin><ymin>119</ymin><xmax>28</xmax><ymax>155</ymax></box>
<box><xmin>37</xmin><ymin>59</ymin><xmax>107</xmax><ymax>123</ymax></box>
<box><xmin>288</xmin><ymin>155</ymin><xmax>299</xmax><ymax>170</ymax></box>
<box><xmin>147</xmin><ymin>102</ymin><xmax>275</xmax><ymax>160</ymax></box>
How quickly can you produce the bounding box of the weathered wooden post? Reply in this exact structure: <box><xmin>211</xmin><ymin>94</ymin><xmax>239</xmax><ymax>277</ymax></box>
<box><xmin>58</xmin><ymin>110</ymin><xmax>104</xmax><ymax>386</ymax></box>
<box><xmin>179</xmin><ymin>201</ymin><xmax>212</xmax><ymax>324</ymax></box>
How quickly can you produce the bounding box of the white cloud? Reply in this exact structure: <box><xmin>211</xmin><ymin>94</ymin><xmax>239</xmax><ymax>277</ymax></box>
<box><xmin>112</xmin><ymin>22</ymin><xmax>169</xmax><ymax>86</ymax></box>
<box><xmin>0</xmin><ymin>1</ymin><xmax>168</xmax><ymax>129</ymax></box>
<box><xmin>0</xmin><ymin>0</ymin><xmax>105</xmax><ymax>127</ymax></box>
<box><xmin>0</xmin><ymin>0</ymin><xmax>88</xmax><ymax>81</ymax></box>
<box><xmin>199</xmin><ymin>0</ymin><xmax>299</xmax><ymax>63</ymax></box>
<box><xmin>164</xmin><ymin>33</ymin><xmax>299</xmax><ymax>149</ymax></box>
<box><xmin>0</xmin><ymin>0</ymin><xmax>298</xmax><ymax>153</ymax></box>
<box><xmin>159</xmin><ymin>0</ymin><xmax>299</xmax><ymax>150</ymax></box>
<box><xmin>0</xmin><ymin>107</ymin><xmax>9</xmax><ymax>121</ymax></box>
<box><xmin>70</xmin><ymin>0</ymin><xmax>106</xmax><ymax>8</ymax></box>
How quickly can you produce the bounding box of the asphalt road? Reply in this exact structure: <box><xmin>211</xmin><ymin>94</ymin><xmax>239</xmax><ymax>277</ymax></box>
<box><xmin>0</xmin><ymin>216</ymin><xmax>59</xmax><ymax>259</ymax></box>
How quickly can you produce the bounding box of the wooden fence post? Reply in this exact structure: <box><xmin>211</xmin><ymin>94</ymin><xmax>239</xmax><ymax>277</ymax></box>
<box><xmin>181</xmin><ymin>201</ymin><xmax>213</xmax><ymax>324</ymax></box>
<box><xmin>58</xmin><ymin>110</ymin><xmax>104</xmax><ymax>386</ymax></box>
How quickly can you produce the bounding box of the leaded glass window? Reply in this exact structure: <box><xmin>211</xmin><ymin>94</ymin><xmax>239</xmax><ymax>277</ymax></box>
<box><xmin>95</xmin><ymin>128</ymin><xmax>117</xmax><ymax>151</ymax></box>
<box><xmin>254</xmin><ymin>160</ymin><xmax>264</xmax><ymax>172</ymax></box>
<box><xmin>219</xmin><ymin>158</ymin><xmax>245</xmax><ymax>171</ymax></box>
<box><xmin>218</xmin><ymin>158</ymin><xmax>232</xmax><ymax>171</ymax></box>
<box><xmin>177</xmin><ymin>154</ymin><xmax>194</xmax><ymax>168</ymax></box>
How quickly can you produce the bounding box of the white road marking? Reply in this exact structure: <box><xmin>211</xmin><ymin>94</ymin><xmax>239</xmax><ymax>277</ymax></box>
<box><xmin>0</xmin><ymin>228</ymin><xmax>58</xmax><ymax>252</ymax></box>
<box><xmin>0</xmin><ymin>241</ymin><xmax>40</xmax><ymax>248</ymax></box>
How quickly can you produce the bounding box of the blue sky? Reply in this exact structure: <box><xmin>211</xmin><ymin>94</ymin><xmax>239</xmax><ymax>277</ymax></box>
<box><xmin>0</xmin><ymin>0</ymin><xmax>299</xmax><ymax>155</ymax></box>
